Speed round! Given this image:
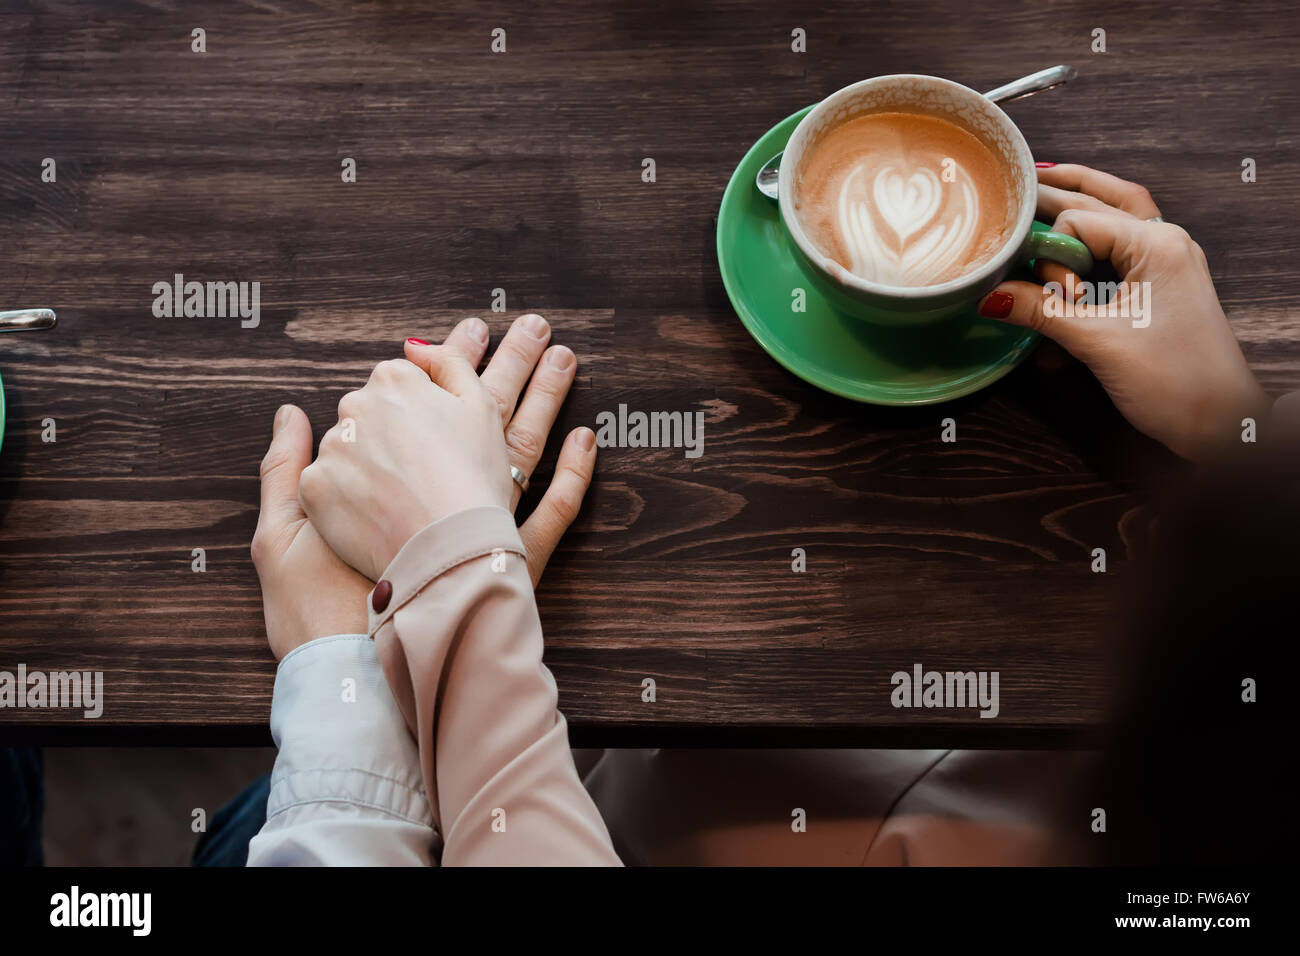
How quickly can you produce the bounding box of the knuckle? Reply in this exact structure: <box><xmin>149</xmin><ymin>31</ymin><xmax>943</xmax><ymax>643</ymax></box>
<box><xmin>1129</xmin><ymin>184</ymin><xmax>1153</xmax><ymax>204</ymax></box>
<box><xmin>259</xmin><ymin>447</ymin><xmax>287</xmax><ymax>480</ymax></box>
<box><xmin>1150</xmin><ymin>223</ymin><xmax>1196</xmax><ymax>258</ymax></box>
<box><xmin>505</xmin><ymin>424</ymin><xmax>542</xmax><ymax>460</ymax></box>
<box><xmin>249</xmin><ymin>530</ymin><xmax>268</xmax><ymax>568</ymax></box>
<box><xmin>395</xmin><ymin>358</ymin><xmax>423</xmax><ymax>380</ymax></box>
<box><xmin>1025</xmin><ymin>290</ymin><xmax>1056</xmax><ymax>336</ymax></box>
<box><xmin>550</xmin><ymin>464</ymin><xmax>592</xmax><ymax>519</ymax></box>
<box><xmin>533</xmin><ymin>364</ymin><xmax>573</xmax><ymax>397</ymax></box>
<box><xmin>297</xmin><ymin>463</ymin><xmax>321</xmax><ymax>507</ymax></box>
<box><xmin>337</xmin><ymin>389</ymin><xmax>362</xmax><ymax>418</ymax></box>
<box><xmin>1026</xmin><ymin>308</ymin><xmax>1052</xmax><ymax>336</ymax></box>
<box><xmin>371</xmin><ymin>358</ymin><xmax>411</xmax><ymax>384</ymax></box>
<box><xmin>502</xmin><ymin>337</ymin><xmax>534</xmax><ymax>365</ymax></box>
<box><xmin>548</xmin><ymin>485</ymin><xmax>585</xmax><ymax>524</ymax></box>
<box><xmin>1071</xmin><ymin>192</ymin><xmax>1105</xmax><ymax>213</ymax></box>
<box><xmin>1052</xmin><ymin>208</ymin><xmax>1080</xmax><ymax>231</ymax></box>
<box><xmin>482</xmin><ymin>383</ymin><xmax>508</xmax><ymax>416</ymax></box>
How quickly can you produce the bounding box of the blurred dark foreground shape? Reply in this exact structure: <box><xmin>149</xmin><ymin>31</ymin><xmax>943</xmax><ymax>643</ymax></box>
<box><xmin>1059</xmin><ymin>439</ymin><xmax>1298</xmax><ymax>865</ymax></box>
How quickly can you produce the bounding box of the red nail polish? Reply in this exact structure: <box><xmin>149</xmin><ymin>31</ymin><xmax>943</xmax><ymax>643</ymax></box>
<box><xmin>1035</xmin><ymin>162</ymin><xmax>1057</xmax><ymax>168</ymax></box>
<box><xmin>978</xmin><ymin>291</ymin><xmax>1014</xmax><ymax>319</ymax></box>
<box><xmin>407</xmin><ymin>338</ymin><xmax>430</xmax><ymax>346</ymax></box>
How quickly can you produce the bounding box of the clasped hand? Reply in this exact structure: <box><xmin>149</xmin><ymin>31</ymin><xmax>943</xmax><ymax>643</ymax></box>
<box><xmin>251</xmin><ymin>314</ymin><xmax>597</xmax><ymax>659</ymax></box>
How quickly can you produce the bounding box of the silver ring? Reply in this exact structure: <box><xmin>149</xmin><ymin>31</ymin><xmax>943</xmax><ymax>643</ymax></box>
<box><xmin>1146</xmin><ymin>216</ymin><xmax>1164</xmax><ymax>223</ymax></box>
<box><xmin>510</xmin><ymin>465</ymin><xmax>530</xmax><ymax>493</ymax></box>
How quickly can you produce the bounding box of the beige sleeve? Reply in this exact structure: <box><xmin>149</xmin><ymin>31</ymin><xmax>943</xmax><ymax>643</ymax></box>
<box><xmin>367</xmin><ymin>506</ymin><xmax>620</xmax><ymax>866</ymax></box>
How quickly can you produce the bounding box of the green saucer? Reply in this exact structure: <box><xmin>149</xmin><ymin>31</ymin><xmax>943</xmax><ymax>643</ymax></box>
<box><xmin>716</xmin><ymin>106</ymin><xmax>1042</xmax><ymax>405</ymax></box>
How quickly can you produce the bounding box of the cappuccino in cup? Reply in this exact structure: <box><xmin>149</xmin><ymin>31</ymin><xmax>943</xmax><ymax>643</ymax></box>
<box><xmin>777</xmin><ymin>75</ymin><xmax>1092</xmax><ymax>326</ymax></box>
<box><xmin>795</xmin><ymin>111</ymin><xmax>1016</xmax><ymax>288</ymax></box>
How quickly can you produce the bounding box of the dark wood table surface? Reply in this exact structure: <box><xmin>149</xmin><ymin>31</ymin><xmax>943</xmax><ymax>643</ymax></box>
<box><xmin>1</xmin><ymin>0</ymin><xmax>1296</xmax><ymax>746</ymax></box>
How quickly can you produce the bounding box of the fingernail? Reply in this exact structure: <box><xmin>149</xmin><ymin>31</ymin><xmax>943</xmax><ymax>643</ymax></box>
<box><xmin>576</xmin><ymin>427</ymin><xmax>596</xmax><ymax>451</ymax></box>
<box><xmin>521</xmin><ymin>313</ymin><xmax>549</xmax><ymax>337</ymax></box>
<box><xmin>978</xmin><ymin>291</ymin><xmax>1015</xmax><ymax>319</ymax></box>
<box><xmin>466</xmin><ymin>317</ymin><xmax>489</xmax><ymax>343</ymax></box>
<box><xmin>1035</xmin><ymin>161</ymin><xmax>1057</xmax><ymax>168</ymax></box>
<box><xmin>547</xmin><ymin>345</ymin><xmax>575</xmax><ymax>370</ymax></box>
<box><xmin>407</xmin><ymin>337</ymin><xmax>430</xmax><ymax>346</ymax></box>
<box><xmin>273</xmin><ymin>404</ymin><xmax>292</xmax><ymax>435</ymax></box>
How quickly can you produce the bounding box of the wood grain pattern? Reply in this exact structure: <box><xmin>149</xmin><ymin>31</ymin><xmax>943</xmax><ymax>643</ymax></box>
<box><xmin>1</xmin><ymin>0</ymin><xmax>1296</xmax><ymax>744</ymax></box>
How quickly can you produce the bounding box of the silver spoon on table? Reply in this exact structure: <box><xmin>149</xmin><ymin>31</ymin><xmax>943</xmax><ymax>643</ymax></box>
<box><xmin>754</xmin><ymin>64</ymin><xmax>1078</xmax><ymax>201</ymax></box>
<box><xmin>0</xmin><ymin>308</ymin><xmax>57</xmax><ymax>332</ymax></box>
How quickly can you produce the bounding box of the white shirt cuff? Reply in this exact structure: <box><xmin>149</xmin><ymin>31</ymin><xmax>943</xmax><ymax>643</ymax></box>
<box><xmin>247</xmin><ymin>634</ymin><xmax>436</xmax><ymax>866</ymax></box>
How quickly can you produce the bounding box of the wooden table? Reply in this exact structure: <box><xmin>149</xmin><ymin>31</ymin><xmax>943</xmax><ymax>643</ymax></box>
<box><xmin>2</xmin><ymin>0</ymin><xmax>1296</xmax><ymax>746</ymax></box>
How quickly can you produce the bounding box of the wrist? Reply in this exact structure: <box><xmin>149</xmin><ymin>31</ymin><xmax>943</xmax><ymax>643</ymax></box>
<box><xmin>1181</xmin><ymin>382</ymin><xmax>1271</xmax><ymax>461</ymax></box>
<box><xmin>380</xmin><ymin>494</ymin><xmax>509</xmax><ymax>577</ymax></box>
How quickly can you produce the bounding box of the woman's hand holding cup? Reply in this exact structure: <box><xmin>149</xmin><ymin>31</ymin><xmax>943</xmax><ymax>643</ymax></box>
<box><xmin>977</xmin><ymin>164</ymin><xmax>1270</xmax><ymax>462</ymax></box>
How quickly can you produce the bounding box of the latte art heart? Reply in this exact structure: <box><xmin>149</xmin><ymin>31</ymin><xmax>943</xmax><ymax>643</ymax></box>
<box><xmin>837</xmin><ymin>163</ymin><xmax>979</xmax><ymax>286</ymax></box>
<box><xmin>873</xmin><ymin>168</ymin><xmax>942</xmax><ymax>245</ymax></box>
<box><xmin>795</xmin><ymin>111</ymin><xmax>1015</xmax><ymax>288</ymax></box>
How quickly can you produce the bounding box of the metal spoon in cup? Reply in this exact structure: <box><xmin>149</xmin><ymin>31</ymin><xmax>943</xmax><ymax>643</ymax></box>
<box><xmin>754</xmin><ymin>64</ymin><xmax>1077</xmax><ymax>201</ymax></box>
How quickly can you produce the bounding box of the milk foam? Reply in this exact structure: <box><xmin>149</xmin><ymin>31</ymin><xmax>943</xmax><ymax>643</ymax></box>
<box><xmin>796</xmin><ymin>112</ymin><xmax>1013</xmax><ymax>287</ymax></box>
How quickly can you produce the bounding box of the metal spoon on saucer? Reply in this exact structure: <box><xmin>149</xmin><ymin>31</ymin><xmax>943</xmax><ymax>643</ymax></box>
<box><xmin>0</xmin><ymin>308</ymin><xmax>57</xmax><ymax>332</ymax></box>
<box><xmin>754</xmin><ymin>65</ymin><xmax>1078</xmax><ymax>201</ymax></box>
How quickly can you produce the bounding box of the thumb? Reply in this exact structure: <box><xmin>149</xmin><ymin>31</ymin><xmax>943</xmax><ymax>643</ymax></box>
<box><xmin>256</xmin><ymin>405</ymin><xmax>312</xmax><ymax>538</ymax></box>
<box><xmin>975</xmin><ymin>281</ymin><xmax>1097</xmax><ymax>355</ymax></box>
<box><xmin>424</xmin><ymin>348</ymin><xmax>483</xmax><ymax>399</ymax></box>
<box><xmin>404</xmin><ymin>317</ymin><xmax>490</xmax><ymax>382</ymax></box>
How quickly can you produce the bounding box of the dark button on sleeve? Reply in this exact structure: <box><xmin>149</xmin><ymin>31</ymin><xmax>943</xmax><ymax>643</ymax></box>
<box><xmin>371</xmin><ymin>579</ymin><xmax>393</xmax><ymax>614</ymax></box>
